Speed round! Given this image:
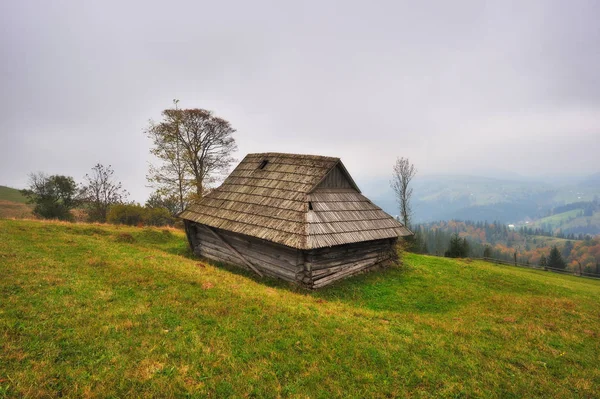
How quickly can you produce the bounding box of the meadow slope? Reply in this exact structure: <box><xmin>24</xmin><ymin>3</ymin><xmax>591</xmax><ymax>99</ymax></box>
<box><xmin>1</xmin><ymin>220</ymin><xmax>599</xmax><ymax>398</ymax></box>
<box><xmin>0</xmin><ymin>186</ymin><xmax>32</xmax><ymax>219</ymax></box>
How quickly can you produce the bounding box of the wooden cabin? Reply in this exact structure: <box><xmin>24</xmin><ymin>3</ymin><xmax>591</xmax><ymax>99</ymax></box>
<box><xmin>179</xmin><ymin>153</ymin><xmax>412</xmax><ymax>288</ymax></box>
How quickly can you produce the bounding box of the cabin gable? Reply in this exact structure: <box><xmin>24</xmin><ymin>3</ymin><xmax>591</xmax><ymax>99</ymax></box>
<box><xmin>316</xmin><ymin>164</ymin><xmax>354</xmax><ymax>190</ymax></box>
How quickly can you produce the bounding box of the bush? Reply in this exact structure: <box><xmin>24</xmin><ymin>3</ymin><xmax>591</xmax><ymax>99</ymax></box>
<box><xmin>107</xmin><ymin>203</ymin><xmax>175</xmax><ymax>227</ymax></box>
<box><xmin>107</xmin><ymin>204</ymin><xmax>145</xmax><ymax>226</ymax></box>
<box><xmin>145</xmin><ymin>207</ymin><xmax>175</xmax><ymax>227</ymax></box>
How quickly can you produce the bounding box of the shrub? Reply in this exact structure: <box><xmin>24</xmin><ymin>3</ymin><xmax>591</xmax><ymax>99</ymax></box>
<box><xmin>145</xmin><ymin>207</ymin><xmax>175</xmax><ymax>227</ymax></box>
<box><xmin>107</xmin><ymin>203</ymin><xmax>175</xmax><ymax>227</ymax></box>
<box><xmin>107</xmin><ymin>204</ymin><xmax>145</xmax><ymax>226</ymax></box>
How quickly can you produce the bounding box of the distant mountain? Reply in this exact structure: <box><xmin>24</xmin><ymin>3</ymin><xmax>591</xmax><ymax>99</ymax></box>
<box><xmin>359</xmin><ymin>172</ymin><xmax>600</xmax><ymax>225</ymax></box>
<box><xmin>579</xmin><ymin>172</ymin><xmax>600</xmax><ymax>189</ymax></box>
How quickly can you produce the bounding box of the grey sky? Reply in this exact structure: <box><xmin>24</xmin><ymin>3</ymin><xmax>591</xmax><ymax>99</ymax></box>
<box><xmin>1</xmin><ymin>0</ymin><xmax>599</xmax><ymax>202</ymax></box>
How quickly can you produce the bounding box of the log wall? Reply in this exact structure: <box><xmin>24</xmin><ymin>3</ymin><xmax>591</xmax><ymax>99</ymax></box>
<box><xmin>189</xmin><ymin>223</ymin><xmax>306</xmax><ymax>284</ymax></box>
<box><xmin>305</xmin><ymin>238</ymin><xmax>397</xmax><ymax>288</ymax></box>
<box><xmin>185</xmin><ymin>221</ymin><xmax>397</xmax><ymax>288</ymax></box>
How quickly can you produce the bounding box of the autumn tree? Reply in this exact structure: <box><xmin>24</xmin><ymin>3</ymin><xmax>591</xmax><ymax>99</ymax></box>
<box><xmin>79</xmin><ymin>164</ymin><xmax>128</xmax><ymax>222</ymax></box>
<box><xmin>391</xmin><ymin>157</ymin><xmax>417</xmax><ymax>228</ymax></box>
<box><xmin>21</xmin><ymin>173</ymin><xmax>78</xmax><ymax>221</ymax></box>
<box><xmin>145</xmin><ymin>101</ymin><xmax>237</xmax><ymax>212</ymax></box>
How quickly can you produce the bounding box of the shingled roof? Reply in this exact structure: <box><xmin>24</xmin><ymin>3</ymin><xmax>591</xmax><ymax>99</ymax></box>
<box><xmin>179</xmin><ymin>153</ymin><xmax>412</xmax><ymax>249</ymax></box>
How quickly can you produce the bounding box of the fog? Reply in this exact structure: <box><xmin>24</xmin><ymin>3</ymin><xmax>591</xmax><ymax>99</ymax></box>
<box><xmin>1</xmin><ymin>0</ymin><xmax>599</xmax><ymax>201</ymax></box>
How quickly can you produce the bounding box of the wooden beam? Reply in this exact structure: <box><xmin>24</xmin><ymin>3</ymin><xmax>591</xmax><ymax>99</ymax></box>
<box><xmin>183</xmin><ymin>220</ymin><xmax>196</xmax><ymax>250</ymax></box>
<box><xmin>205</xmin><ymin>226</ymin><xmax>263</xmax><ymax>278</ymax></box>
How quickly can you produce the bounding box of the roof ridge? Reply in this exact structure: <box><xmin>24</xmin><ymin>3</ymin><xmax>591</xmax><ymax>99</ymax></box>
<box><xmin>246</xmin><ymin>152</ymin><xmax>340</xmax><ymax>161</ymax></box>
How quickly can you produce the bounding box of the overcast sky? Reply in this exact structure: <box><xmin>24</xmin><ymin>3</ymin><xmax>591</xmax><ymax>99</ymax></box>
<box><xmin>1</xmin><ymin>0</ymin><xmax>599</xmax><ymax>202</ymax></box>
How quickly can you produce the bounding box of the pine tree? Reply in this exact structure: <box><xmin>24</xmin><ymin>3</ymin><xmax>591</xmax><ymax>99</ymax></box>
<box><xmin>539</xmin><ymin>254</ymin><xmax>547</xmax><ymax>267</ymax></box>
<box><xmin>483</xmin><ymin>245</ymin><xmax>492</xmax><ymax>258</ymax></box>
<box><xmin>547</xmin><ymin>245</ymin><xmax>567</xmax><ymax>270</ymax></box>
<box><xmin>445</xmin><ymin>234</ymin><xmax>469</xmax><ymax>258</ymax></box>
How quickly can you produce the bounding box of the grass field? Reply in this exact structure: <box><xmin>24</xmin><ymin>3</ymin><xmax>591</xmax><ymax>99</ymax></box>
<box><xmin>1</xmin><ymin>220</ymin><xmax>599</xmax><ymax>398</ymax></box>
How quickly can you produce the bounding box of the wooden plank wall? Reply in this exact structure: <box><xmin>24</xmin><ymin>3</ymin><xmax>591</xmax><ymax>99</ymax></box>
<box><xmin>193</xmin><ymin>224</ymin><xmax>306</xmax><ymax>284</ymax></box>
<box><xmin>316</xmin><ymin>165</ymin><xmax>353</xmax><ymax>189</ymax></box>
<box><xmin>306</xmin><ymin>238</ymin><xmax>396</xmax><ymax>288</ymax></box>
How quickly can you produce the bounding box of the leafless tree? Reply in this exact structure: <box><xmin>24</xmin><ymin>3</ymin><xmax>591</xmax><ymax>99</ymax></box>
<box><xmin>146</xmin><ymin>100</ymin><xmax>190</xmax><ymax>213</ymax></box>
<box><xmin>391</xmin><ymin>157</ymin><xmax>417</xmax><ymax>228</ymax></box>
<box><xmin>80</xmin><ymin>164</ymin><xmax>128</xmax><ymax>222</ymax></box>
<box><xmin>145</xmin><ymin>101</ymin><xmax>237</xmax><ymax>212</ymax></box>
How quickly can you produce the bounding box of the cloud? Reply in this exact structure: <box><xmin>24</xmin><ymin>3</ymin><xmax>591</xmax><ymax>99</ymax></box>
<box><xmin>1</xmin><ymin>0</ymin><xmax>598</xmax><ymax>201</ymax></box>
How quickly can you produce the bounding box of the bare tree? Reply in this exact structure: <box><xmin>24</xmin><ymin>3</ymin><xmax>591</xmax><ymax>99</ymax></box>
<box><xmin>146</xmin><ymin>100</ymin><xmax>190</xmax><ymax>213</ymax></box>
<box><xmin>80</xmin><ymin>164</ymin><xmax>129</xmax><ymax>222</ymax></box>
<box><xmin>391</xmin><ymin>157</ymin><xmax>417</xmax><ymax>228</ymax></box>
<box><xmin>145</xmin><ymin>101</ymin><xmax>237</xmax><ymax>212</ymax></box>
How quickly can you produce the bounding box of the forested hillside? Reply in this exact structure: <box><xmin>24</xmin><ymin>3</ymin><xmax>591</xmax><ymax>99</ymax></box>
<box><xmin>411</xmin><ymin>220</ymin><xmax>600</xmax><ymax>274</ymax></box>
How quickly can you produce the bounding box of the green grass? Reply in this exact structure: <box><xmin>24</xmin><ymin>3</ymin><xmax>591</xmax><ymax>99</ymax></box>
<box><xmin>1</xmin><ymin>220</ymin><xmax>599</xmax><ymax>398</ymax></box>
<box><xmin>529</xmin><ymin>209</ymin><xmax>583</xmax><ymax>229</ymax></box>
<box><xmin>0</xmin><ymin>186</ymin><xmax>27</xmax><ymax>204</ymax></box>
<box><xmin>526</xmin><ymin>234</ymin><xmax>575</xmax><ymax>246</ymax></box>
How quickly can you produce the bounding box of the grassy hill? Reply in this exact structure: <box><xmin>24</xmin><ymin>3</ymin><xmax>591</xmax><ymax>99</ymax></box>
<box><xmin>0</xmin><ymin>185</ymin><xmax>27</xmax><ymax>204</ymax></box>
<box><xmin>1</xmin><ymin>220</ymin><xmax>599</xmax><ymax>398</ymax></box>
<box><xmin>0</xmin><ymin>185</ymin><xmax>33</xmax><ymax>219</ymax></box>
<box><xmin>528</xmin><ymin>209</ymin><xmax>600</xmax><ymax>235</ymax></box>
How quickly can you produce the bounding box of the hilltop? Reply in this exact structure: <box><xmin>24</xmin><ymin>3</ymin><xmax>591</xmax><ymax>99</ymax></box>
<box><xmin>1</xmin><ymin>219</ymin><xmax>599</xmax><ymax>397</ymax></box>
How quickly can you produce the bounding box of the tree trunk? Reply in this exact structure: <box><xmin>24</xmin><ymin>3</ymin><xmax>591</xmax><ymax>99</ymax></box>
<box><xmin>196</xmin><ymin>180</ymin><xmax>203</xmax><ymax>199</ymax></box>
